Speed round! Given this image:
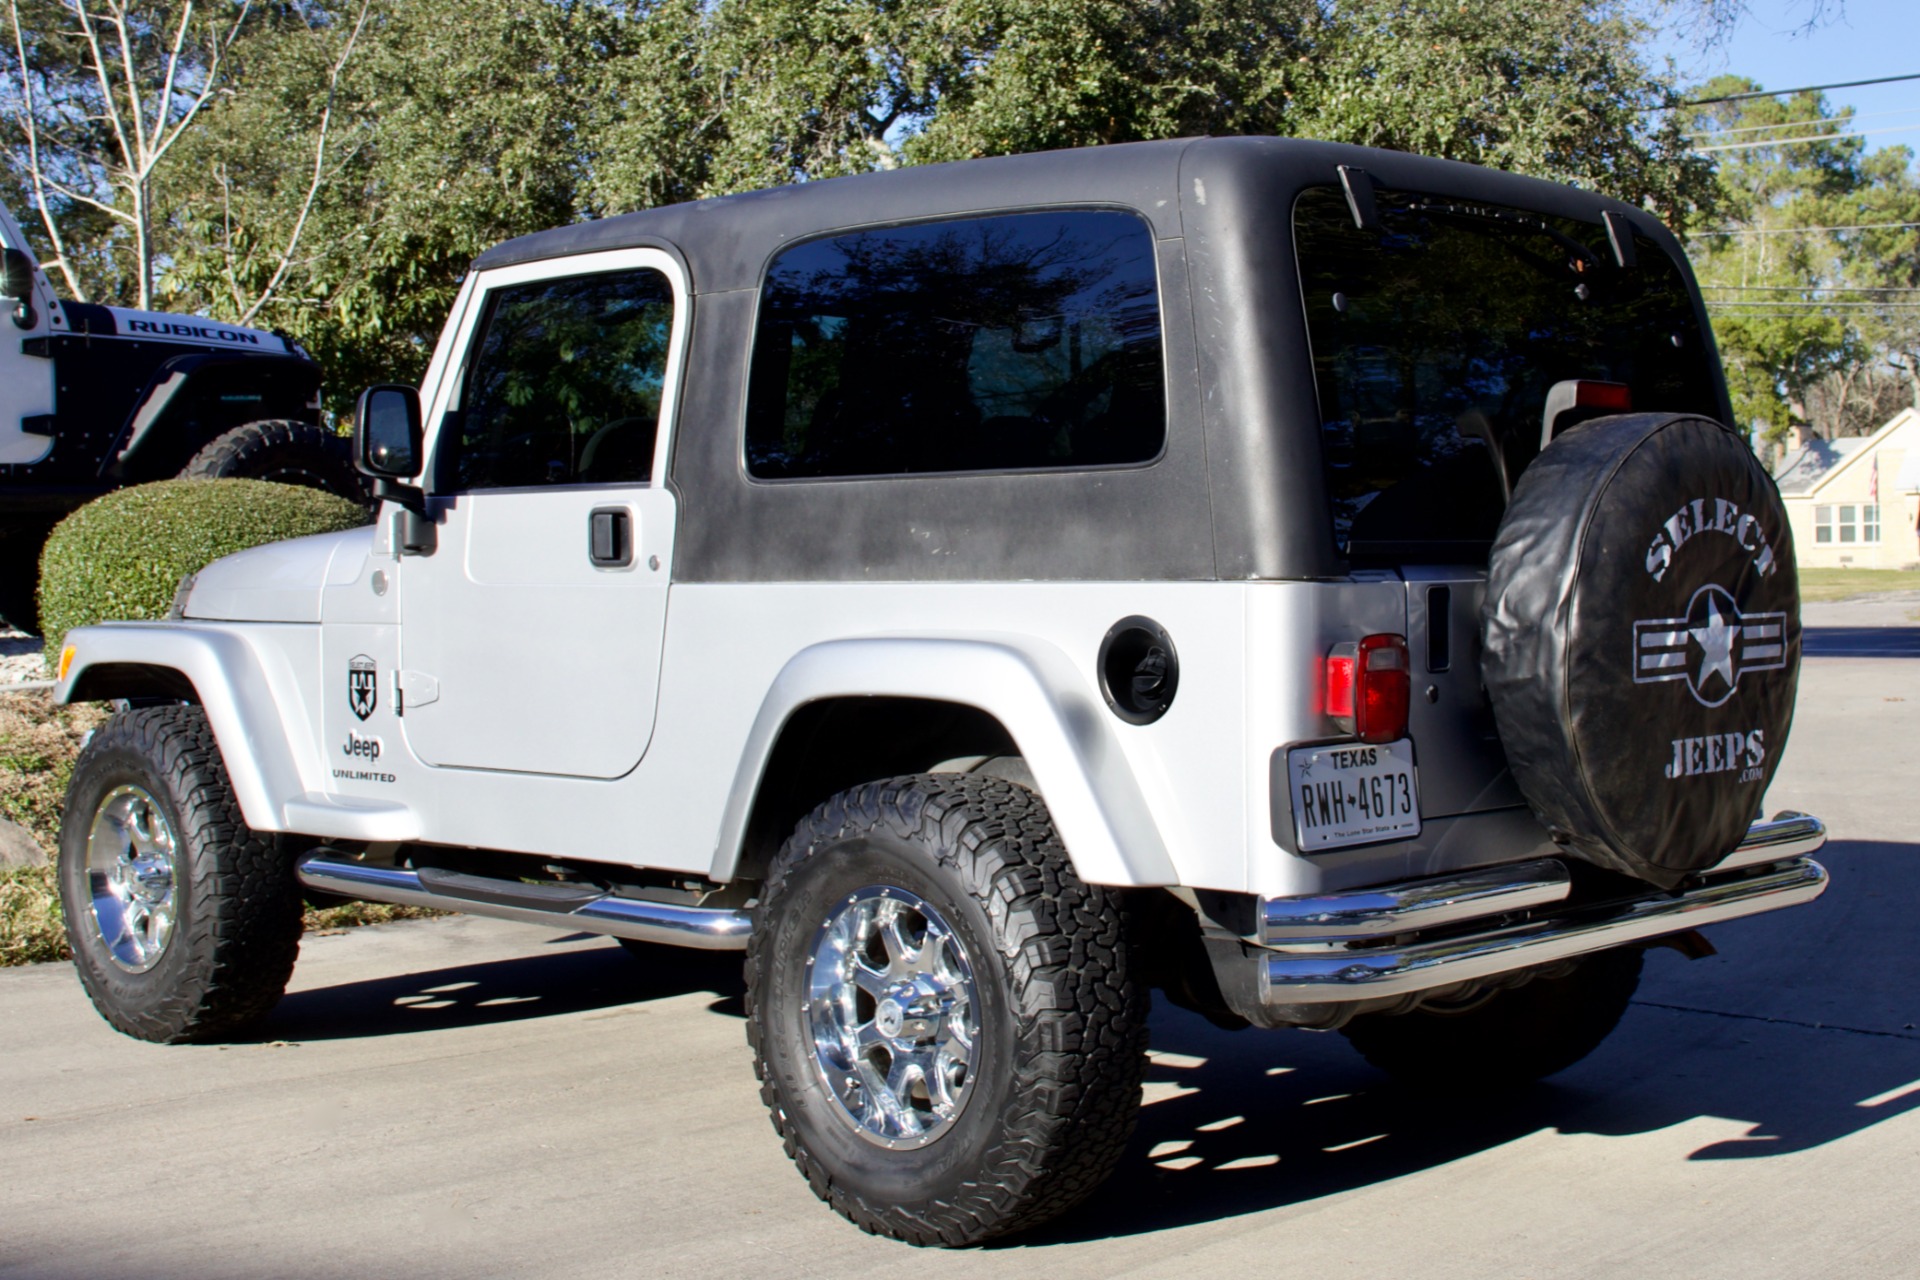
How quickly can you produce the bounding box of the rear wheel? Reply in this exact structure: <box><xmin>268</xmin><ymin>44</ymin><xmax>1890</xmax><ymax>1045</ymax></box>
<box><xmin>1339</xmin><ymin>947</ymin><xmax>1644</xmax><ymax>1090</ymax></box>
<box><xmin>57</xmin><ymin>706</ymin><xmax>303</xmax><ymax>1043</ymax></box>
<box><xmin>181</xmin><ymin>419</ymin><xmax>363</xmax><ymax>502</ymax></box>
<box><xmin>747</xmin><ymin>774</ymin><xmax>1147</xmax><ymax>1246</ymax></box>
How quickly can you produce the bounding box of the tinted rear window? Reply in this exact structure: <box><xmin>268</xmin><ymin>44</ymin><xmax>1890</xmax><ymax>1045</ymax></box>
<box><xmin>745</xmin><ymin>209</ymin><xmax>1165</xmax><ymax>479</ymax></box>
<box><xmin>1295</xmin><ymin>186</ymin><xmax>1720</xmax><ymax>563</ymax></box>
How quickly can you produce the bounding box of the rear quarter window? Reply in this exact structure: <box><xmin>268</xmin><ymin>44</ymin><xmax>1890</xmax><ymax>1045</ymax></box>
<box><xmin>745</xmin><ymin>209</ymin><xmax>1166</xmax><ymax>479</ymax></box>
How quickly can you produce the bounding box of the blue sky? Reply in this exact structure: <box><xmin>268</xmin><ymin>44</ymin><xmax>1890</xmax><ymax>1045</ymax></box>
<box><xmin>1642</xmin><ymin>0</ymin><xmax>1920</xmax><ymax>155</ymax></box>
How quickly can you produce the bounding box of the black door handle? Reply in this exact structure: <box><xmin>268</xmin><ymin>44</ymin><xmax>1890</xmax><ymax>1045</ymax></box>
<box><xmin>589</xmin><ymin>507</ymin><xmax>632</xmax><ymax>567</ymax></box>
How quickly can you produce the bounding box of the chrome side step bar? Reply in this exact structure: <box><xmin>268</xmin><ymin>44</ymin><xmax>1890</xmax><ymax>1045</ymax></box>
<box><xmin>297</xmin><ymin>853</ymin><xmax>754</xmax><ymax>951</ymax></box>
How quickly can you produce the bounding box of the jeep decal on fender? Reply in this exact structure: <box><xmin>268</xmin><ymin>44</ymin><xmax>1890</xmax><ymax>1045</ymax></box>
<box><xmin>348</xmin><ymin>654</ymin><xmax>378</xmax><ymax>721</ymax></box>
<box><xmin>1633</xmin><ymin>583</ymin><xmax>1786</xmax><ymax>708</ymax></box>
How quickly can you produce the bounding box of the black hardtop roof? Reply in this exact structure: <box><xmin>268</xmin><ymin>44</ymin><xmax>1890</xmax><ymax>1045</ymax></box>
<box><xmin>470</xmin><ymin>136</ymin><xmax>1671</xmax><ymax>294</ymax></box>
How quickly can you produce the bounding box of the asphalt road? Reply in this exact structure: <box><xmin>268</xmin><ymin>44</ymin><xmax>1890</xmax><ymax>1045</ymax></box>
<box><xmin>3</xmin><ymin>603</ymin><xmax>1917</xmax><ymax>1279</ymax></box>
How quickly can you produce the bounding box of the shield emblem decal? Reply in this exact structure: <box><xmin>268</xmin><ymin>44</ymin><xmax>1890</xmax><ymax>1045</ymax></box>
<box><xmin>349</xmin><ymin>655</ymin><xmax>378</xmax><ymax>721</ymax></box>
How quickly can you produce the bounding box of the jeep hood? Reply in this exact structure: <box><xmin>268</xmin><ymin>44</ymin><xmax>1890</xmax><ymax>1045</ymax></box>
<box><xmin>183</xmin><ymin>527</ymin><xmax>373</xmax><ymax>623</ymax></box>
<box><xmin>96</xmin><ymin>304</ymin><xmax>294</xmax><ymax>353</ymax></box>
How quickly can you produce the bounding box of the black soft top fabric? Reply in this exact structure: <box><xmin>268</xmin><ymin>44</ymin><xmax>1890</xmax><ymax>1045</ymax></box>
<box><xmin>472</xmin><ymin>137</ymin><xmax>1694</xmax><ymax>299</ymax></box>
<box><xmin>468</xmin><ymin>138</ymin><xmax>1725</xmax><ymax>585</ymax></box>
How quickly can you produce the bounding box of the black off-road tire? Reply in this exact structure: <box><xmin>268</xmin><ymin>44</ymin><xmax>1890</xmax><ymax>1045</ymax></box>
<box><xmin>746</xmin><ymin>773</ymin><xmax>1148</xmax><ymax>1247</ymax></box>
<box><xmin>1339</xmin><ymin>947</ymin><xmax>1644</xmax><ymax>1091</ymax></box>
<box><xmin>58</xmin><ymin>706</ymin><xmax>303</xmax><ymax>1043</ymax></box>
<box><xmin>181</xmin><ymin>418</ymin><xmax>364</xmax><ymax>502</ymax></box>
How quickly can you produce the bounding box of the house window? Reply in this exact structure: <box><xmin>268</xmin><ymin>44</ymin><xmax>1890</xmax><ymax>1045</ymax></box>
<box><xmin>1815</xmin><ymin>504</ymin><xmax>1878</xmax><ymax>545</ymax></box>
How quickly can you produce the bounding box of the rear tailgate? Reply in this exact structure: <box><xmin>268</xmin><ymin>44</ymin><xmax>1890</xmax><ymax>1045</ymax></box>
<box><xmin>1404</xmin><ymin>567</ymin><xmax>1523</xmax><ymax>817</ymax></box>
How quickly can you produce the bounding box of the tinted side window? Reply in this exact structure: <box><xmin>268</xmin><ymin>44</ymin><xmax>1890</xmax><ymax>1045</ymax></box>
<box><xmin>746</xmin><ymin>210</ymin><xmax>1165</xmax><ymax>479</ymax></box>
<box><xmin>443</xmin><ymin>268</ymin><xmax>674</xmax><ymax>491</ymax></box>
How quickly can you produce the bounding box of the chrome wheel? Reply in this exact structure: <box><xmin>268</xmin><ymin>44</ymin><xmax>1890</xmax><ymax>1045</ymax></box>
<box><xmin>84</xmin><ymin>785</ymin><xmax>179</xmax><ymax>973</ymax></box>
<box><xmin>805</xmin><ymin>885</ymin><xmax>978</xmax><ymax>1150</ymax></box>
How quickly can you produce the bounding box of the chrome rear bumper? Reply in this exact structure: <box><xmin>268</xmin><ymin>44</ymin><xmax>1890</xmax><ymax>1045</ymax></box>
<box><xmin>1252</xmin><ymin>813</ymin><xmax>1828</xmax><ymax>1007</ymax></box>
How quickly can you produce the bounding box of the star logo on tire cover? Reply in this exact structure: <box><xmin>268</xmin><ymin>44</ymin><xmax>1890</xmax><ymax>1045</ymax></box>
<box><xmin>1631</xmin><ymin>584</ymin><xmax>1786</xmax><ymax>708</ymax></box>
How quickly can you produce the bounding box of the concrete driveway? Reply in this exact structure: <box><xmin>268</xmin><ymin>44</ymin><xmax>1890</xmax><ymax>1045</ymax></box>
<box><xmin>2</xmin><ymin>601</ymin><xmax>1915</xmax><ymax>1279</ymax></box>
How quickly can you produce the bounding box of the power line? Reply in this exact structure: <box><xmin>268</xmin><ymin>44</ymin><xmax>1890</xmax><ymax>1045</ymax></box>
<box><xmin>1691</xmin><ymin>221</ymin><xmax>1920</xmax><ymax>237</ymax></box>
<box><xmin>1702</xmin><ymin>285</ymin><xmax>1920</xmax><ymax>293</ymax></box>
<box><xmin>1687</xmin><ymin>105</ymin><xmax>1920</xmax><ymax>139</ymax></box>
<box><xmin>1704</xmin><ymin>303</ymin><xmax>1920</xmax><ymax>310</ymax></box>
<box><xmin>1672</xmin><ymin>73</ymin><xmax>1920</xmax><ymax>108</ymax></box>
<box><xmin>1693</xmin><ymin>122</ymin><xmax>1920</xmax><ymax>153</ymax></box>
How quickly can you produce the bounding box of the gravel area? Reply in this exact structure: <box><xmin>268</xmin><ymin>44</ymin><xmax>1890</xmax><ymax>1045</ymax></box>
<box><xmin>1</xmin><ymin>626</ymin><xmax>46</xmax><ymax>686</ymax></box>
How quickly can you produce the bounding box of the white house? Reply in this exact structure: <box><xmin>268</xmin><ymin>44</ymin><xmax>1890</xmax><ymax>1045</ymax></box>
<box><xmin>1773</xmin><ymin>407</ymin><xmax>1920</xmax><ymax>570</ymax></box>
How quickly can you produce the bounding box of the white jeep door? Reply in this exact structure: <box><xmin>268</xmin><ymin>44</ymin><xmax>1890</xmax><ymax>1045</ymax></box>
<box><xmin>396</xmin><ymin>247</ymin><xmax>687</xmax><ymax>779</ymax></box>
<box><xmin>0</xmin><ymin>207</ymin><xmax>56</xmax><ymax>466</ymax></box>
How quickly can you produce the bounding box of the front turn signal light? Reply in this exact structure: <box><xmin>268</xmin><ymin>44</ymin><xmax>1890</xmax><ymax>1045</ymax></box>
<box><xmin>58</xmin><ymin>646</ymin><xmax>75</xmax><ymax>682</ymax></box>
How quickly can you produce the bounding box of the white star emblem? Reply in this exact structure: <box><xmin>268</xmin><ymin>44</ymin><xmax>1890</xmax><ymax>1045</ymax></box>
<box><xmin>1690</xmin><ymin>596</ymin><xmax>1741</xmax><ymax>693</ymax></box>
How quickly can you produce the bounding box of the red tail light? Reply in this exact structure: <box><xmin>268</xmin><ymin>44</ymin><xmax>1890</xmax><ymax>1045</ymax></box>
<box><xmin>1574</xmin><ymin>380</ymin><xmax>1633</xmax><ymax>412</ymax></box>
<box><xmin>1325</xmin><ymin>634</ymin><xmax>1410</xmax><ymax>743</ymax></box>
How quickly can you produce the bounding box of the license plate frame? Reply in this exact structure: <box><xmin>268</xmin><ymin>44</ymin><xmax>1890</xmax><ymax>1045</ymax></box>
<box><xmin>1286</xmin><ymin>738</ymin><xmax>1422</xmax><ymax>853</ymax></box>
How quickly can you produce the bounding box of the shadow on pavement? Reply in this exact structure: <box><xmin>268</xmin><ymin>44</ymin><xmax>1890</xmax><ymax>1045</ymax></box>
<box><xmin>251</xmin><ymin>937</ymin><xmax>746</xmax><ymax>1042</ymax></box>
<box><xmin>1026</xmin><ymin>837</ymin><xmax>1920</xmax><ymax>1244</ymax></box>
<box><xmin>248</xmin><ymin>840</ymin><xmax>1916</xmax><ymax>1244</ymax></box>
<box><xmin>1802</xmin><ymin>626</ymin><xmax>1920</xmax><ymax>657</ymax></box>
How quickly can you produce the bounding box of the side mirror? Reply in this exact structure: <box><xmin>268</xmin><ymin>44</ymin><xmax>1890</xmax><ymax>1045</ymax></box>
<box><xmin>353</xmin><ymin>384</ymin><xmax>423</xmax><ymax>479</ymax></box>
<box><xmin>0</xmin><ymin>246</ymin><xmax>32</xmax><ymax>301</ymax></box>
<box><xmin>1</xmin><ymin>246</ymin><xmax>36</xmax><ymax>330</ymax></box>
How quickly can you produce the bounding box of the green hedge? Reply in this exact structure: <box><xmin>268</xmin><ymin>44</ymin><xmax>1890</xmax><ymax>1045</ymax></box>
<box><xmin>39</xmin><ymin>478</ymin><xmax>370</xmax><ymax>668</ymax></box>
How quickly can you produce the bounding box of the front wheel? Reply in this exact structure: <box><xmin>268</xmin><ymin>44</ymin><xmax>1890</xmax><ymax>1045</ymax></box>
<box><xmin>1339</xmin><ymin>946</ymin><xmax>1644</xmax><ymax>1090</ymax></box>
<box><xmin>746</xmin><ymin>774</ymin><xmax>1147</xmax><ymax>1246</ymax></box>
<box><xmin>57</xmin><ymin>706</ymin><xmax>303</xmax><ymax>1042</ymax></box>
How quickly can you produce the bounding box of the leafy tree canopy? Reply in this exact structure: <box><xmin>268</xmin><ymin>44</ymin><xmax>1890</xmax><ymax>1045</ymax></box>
<box><xmin>6</xmin><ymin>0</ymin><xmax>1719</xmax><ymax>404</ymax></box>
<box><xmin>1682</xmin><ymin>75</ymin><xmax>1920</xmax><ymax>447</ymax></box>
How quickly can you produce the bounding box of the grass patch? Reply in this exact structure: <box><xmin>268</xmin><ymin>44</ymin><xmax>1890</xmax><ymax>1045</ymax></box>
<box><xmin>1798</xmin><ymin>568</ymin><xmax>1920</xmax><ymax>603</ymax></box>
<box><xmin>0</xmin><ymin>692</ymin><xmax>103</xmax><ymax>852</ymax></box>
<box><xmin>0</xmin><ymin>690</ymin><xmax>438</xmax><ymax>966</ymax></box>
<box><xmin>0</xmin><ymin>865</ymin><xmax>67</xmax><ymax>965</ymax></box>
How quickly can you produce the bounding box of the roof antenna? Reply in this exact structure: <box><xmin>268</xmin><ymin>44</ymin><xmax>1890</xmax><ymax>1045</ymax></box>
<box><xmin>1338</xmin><ymin>166</ymin><xmax>1380</xmax><ymax>232</ymax></box>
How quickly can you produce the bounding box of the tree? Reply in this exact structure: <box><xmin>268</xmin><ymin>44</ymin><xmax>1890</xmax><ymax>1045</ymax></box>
<box><xmin>1683</xmin><ymin>76</ymin><xmax>1920</xmax><ymax>448</ymax></box>
<box><xmin>587</xmin><ymin>0</ymin><xmax>1715</xmax><ymax>226</ymax></box>
<box><xmin>14</xmin><ymin>0</ymin><xmax>1739</xmax><ymax>404</ymax></box>
<box><xmin>160</xmin><ymin>0</ymin><xmax>614</xmax><ymax>400</ymax></box>
<box><xmin>903</xmin><ymin>0</ymin><xmax>1711</xmax><ymax>220</ymax></box>
<box><xmin>2</xmin><ymin>0</ymin><xmax>256</xmax><ymax>308</ymax></box>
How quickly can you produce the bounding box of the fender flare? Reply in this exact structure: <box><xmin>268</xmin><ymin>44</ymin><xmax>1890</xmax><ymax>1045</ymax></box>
<box><xmin>108</xmin><ymin>350</ymin><xmax>322</xmax><ymax>479</ymax></box>
<box><xmin>56</xmin><ymin>622</ymin><xmax>309</xmax><ymax>834</ymax></box>
<box><xmin>712</xmin><ymin>635</ymin><xmax>1178</xmax><ymax>888</ymax></box>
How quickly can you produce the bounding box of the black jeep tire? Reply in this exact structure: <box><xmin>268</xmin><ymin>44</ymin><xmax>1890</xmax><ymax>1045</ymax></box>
<box><xmin>181</xmin><ymin>418</ymin><xmax>364</xmax><ymax>502</ymax></box>
<box><xmin>1339</xmin><ymin>947</ymin><xmax>1643</xmax><ymax>1091</ymax></box>
<box><xmin>747</xmin><ymin>774</ymin><xmax>1147</xmax><ymax>1247</ymax></box>
<box><xmin>58</xmin><ymin>706</ymin><xmax>303</xmax><ymax>1043</ymax></box>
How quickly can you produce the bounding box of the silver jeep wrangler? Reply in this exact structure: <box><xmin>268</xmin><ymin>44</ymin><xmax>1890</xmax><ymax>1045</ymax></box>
<box><xmin>53</xmin><ymin>137</ymin><xmax>1826</xmax><ymax>1246</ymax></box>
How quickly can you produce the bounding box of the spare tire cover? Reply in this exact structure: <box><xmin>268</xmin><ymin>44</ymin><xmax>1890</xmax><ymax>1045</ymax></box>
<box><xmin>1482</xmin><ymin>413</ymin><xmax>1798</xmax><ymax>888</ymax></box>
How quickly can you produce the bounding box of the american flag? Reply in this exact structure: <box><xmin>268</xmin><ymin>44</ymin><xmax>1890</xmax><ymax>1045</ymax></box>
<box><xmin>1871</xmin><ymin>453</ymin><xmax>1879</xmax><ymax>503</ymax></box>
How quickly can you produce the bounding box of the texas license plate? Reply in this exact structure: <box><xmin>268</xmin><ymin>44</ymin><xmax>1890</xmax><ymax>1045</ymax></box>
<box><xmin>1287</xmin><ymin>739</ymin><xmax>1422</xmax><ymax>852</ymax></box>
